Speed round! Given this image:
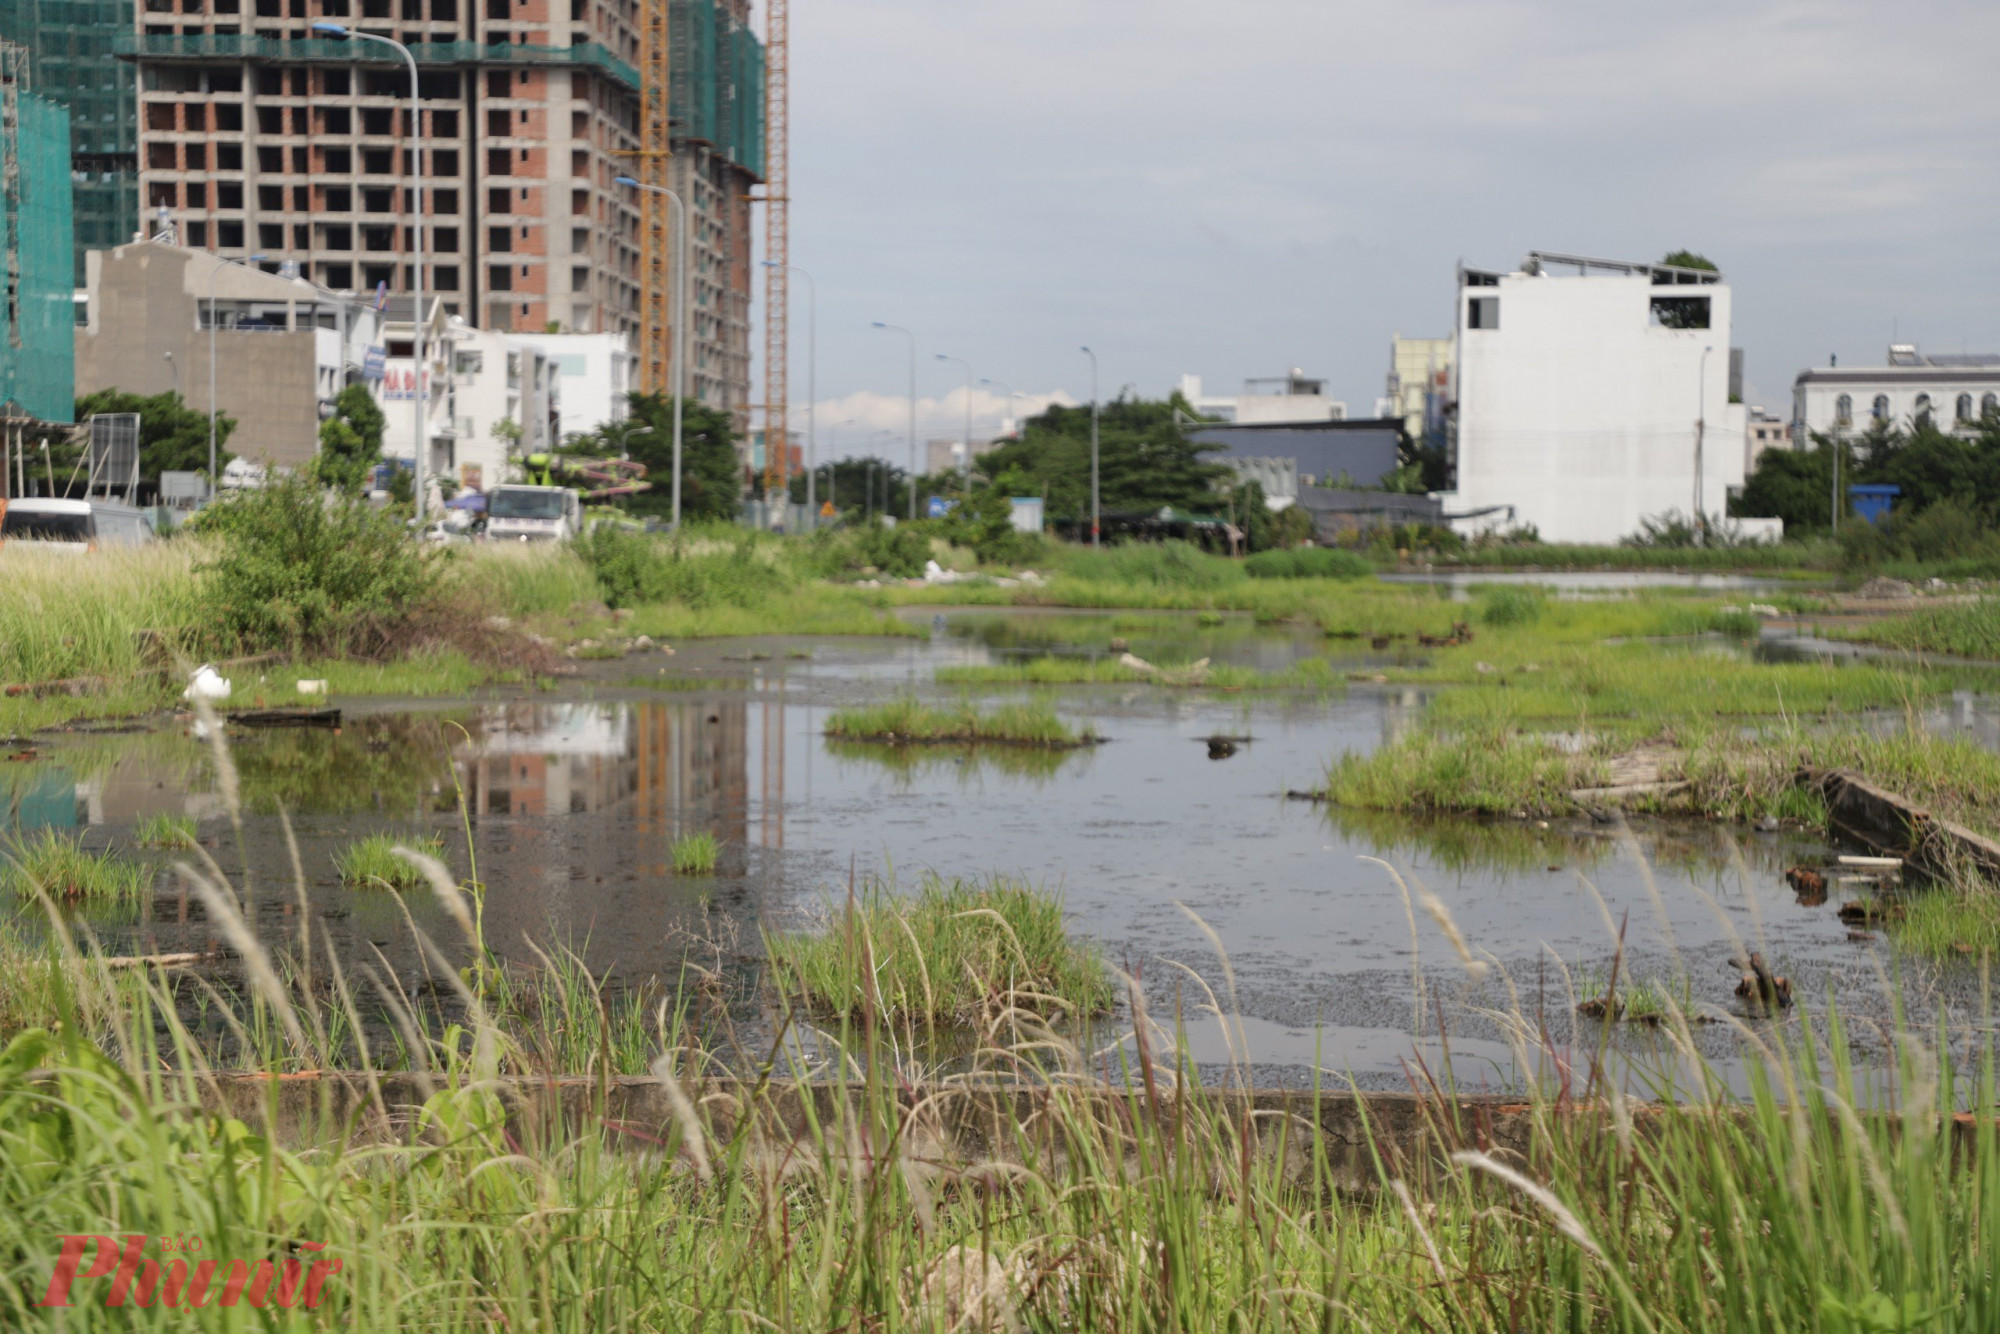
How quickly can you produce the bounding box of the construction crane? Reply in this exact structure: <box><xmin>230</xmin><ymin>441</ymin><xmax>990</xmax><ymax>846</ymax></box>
<box><xmin>760</xmin><ymin>0</ymin><xmax>789</xmax><ymax>496</ymax></box>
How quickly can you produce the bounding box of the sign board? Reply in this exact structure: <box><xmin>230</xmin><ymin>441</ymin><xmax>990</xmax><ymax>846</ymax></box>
<box><xmin>380</xmin><ymin>361</ymin><xmax>430</xmax><ymax>401</ymax></box>
<box><xmin>362</xmin><ymin>346</ymin><xmax>387</xmax><ymax>381</ymax></box>
<box><xmin>926</xmin><ymin>496</ymin><xmax>956</xmax><ymax>519</ymax></box>
<box><xmin>160</xmin><ymin>471</ymin><xmax>206</xmax><ymax>508</ymax></box>
<box><xmin>86</xmin><ymin>414</ymin><xmax>141</xmax><ymax>503</ymax></box>
<box><xmin>1009</xmin><ymin>497</ymin><xmax>1044</xmax><ymax>534</ymax></box>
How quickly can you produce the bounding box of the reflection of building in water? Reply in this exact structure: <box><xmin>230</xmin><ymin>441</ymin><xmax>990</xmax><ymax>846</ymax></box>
<box><xmin>635</xmin><ymin>701</ymin><xmax>755</xmax><ymax>873</ymax></box>
<box><xmin>456</xmin><ymin>700</ymin><xmax>775</xmax><ymax>876</ymax></box>
<box><xmin>462</xmin><ymin>703</ymin><xmax>639</xmax><ymax>819</ymax></box>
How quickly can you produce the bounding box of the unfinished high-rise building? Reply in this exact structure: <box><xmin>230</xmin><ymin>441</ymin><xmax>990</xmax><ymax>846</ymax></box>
<box><xmin>119</xmin><ymin>1</ymin><xmax>646</xmax><ymax>339</ymax></box>
<box><xmin>116</xmin><ymin>0</ymin><xmax>763</xmax><ymax>415</ymax></box>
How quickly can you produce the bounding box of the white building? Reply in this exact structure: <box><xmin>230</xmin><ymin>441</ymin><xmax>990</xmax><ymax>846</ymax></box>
<box><xmin>512</xmin><ymin>331</ymin><xmax>636</xmax><ymax>442</ymax></box>
<box><xmin>1438</xmin><ymin>251</ymin><xmax>1746</xmax><ymax>544</ymax></box>
<box><xmin>1176</xmin><ymin>370</ymin><xmax>1346</xmax><ymax>424</ymax></box>
<box><xmin>1792</xmin><ymin>346</ymin><xmax>2000</xmax><ymax>441</ymax></box>
<box><xmin>378</xmin><ymin>302</ymin><xmax>557</xmax><ymax>496</ymax></box>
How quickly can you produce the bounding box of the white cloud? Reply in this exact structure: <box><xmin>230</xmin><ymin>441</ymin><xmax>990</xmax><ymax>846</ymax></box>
<box><xmin>806</xmin><ymin>389</ymin><xmax>1077</xmax><ymax>461</ymax></box>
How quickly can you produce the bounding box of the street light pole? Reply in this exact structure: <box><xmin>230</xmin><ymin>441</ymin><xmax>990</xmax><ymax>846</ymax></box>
<box><xmin>935</xmin><ymin>354</ymin><xmax>972</xmax><ymax>477</ymax></box>
<box><xmin>873</xmin><ymin>322</ymin><xmax>916</xmax><ymax>520</ymax></box>
<box><xmin>206</xmin><ymin>251</ymin><xmax>265</xmax><ymax>499</ymax></box>
<box><xmin>1081</xmin><ymin>345</ymin><xmax>1099</xmax><ymax>546</ymax></box>
<box><xmin>1695</xmin><ymin>343</ymin><xmax>1713</xmax><ymax>540</ymax></box>
<box><xmin>760</xmin><ymin>260</ymin><xmax>816</xmax><ymax>528</ymax></box>
<box><xmin>312</xmin><ymin>24</ymin><xmax>426</xmax><ymax>523</ymax></box>
<box><xmin>979</xmin><ymin>378</ymin><xmax>1022</xmax><ymax>437</ymax></box>
<box><xmin>614</xmin><ymin>176</ymin><xmax>688</xmax><ymax>528</ymax></box>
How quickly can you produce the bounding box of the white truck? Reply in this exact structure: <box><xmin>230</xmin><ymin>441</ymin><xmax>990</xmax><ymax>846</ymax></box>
<box><xmin>485</xmin><ymin>485</ymin><xmax>583</xmax><ymax>542</ymax></box>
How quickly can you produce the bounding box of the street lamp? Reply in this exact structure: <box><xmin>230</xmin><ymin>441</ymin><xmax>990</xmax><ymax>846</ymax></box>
<box><xmin>206</xmin><ymin>251</ymin><xmax>265</xmax><ymax>499</ymax></box>
<box><xmin>980</xmin><ymin>378</ymin><xmax>1024</xmax><ymax>437</ymax></box>
<box><xmin>311</xmin><ymin>23</ymin><xmax>428</xmax><ymax>522</ymax></box>
<box><xmin>935</xmin><ymin>354</ymin><xmax>972</xmax><ymax>477</ymax></box>
<box><xmin>872</xmin><ymin>321</ymin><xmax>916</xmax><ymax>520</ymax></box>
<box><xmin>762</xmin><ymin>260</ymin><xmax>817</xmax><ymax>526</ymax></box>
<box><xmin>1080</xmin><ymin>346</ymin><xmax>1099</xmax><ymax>546</ymax></box>
<box><xmin>162</xmin><ymin>350</ymin><xmax>179</xmax><ymax>395</ymax></box>
<box><xmin>1695</xmin><ymin>343</ymin><xmax>1714</xmax><ymax>539</ymax></box>
<box><xmin>614</xmin><ymin>175</ymin><xmax>688</xmax><ymax>528</ymax></box>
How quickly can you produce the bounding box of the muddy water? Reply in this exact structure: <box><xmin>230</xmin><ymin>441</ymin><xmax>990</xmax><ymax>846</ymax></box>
<box><xmin>2</xmin><ymin>609</ymin><xmax>1962</xmax><ymax>1088</ymax></box>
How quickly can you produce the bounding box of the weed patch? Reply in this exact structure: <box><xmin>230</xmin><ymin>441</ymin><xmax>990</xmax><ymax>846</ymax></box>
<box><xmin>2</xmin><ymin>830</ymin><xmax>151</xmax><ymax>905</ymax></box>
<box><xmin>671</xmin><ymin>832</ymin><xmax>720</xmax><ymax>875</ymax></box>
<box><xmin>133</xmin><ymin>813</ymin><xmax>196</xmax><ymax>849</ymax></box>
<box><xmin>824</xmin><ymin>697</ymin><xmax>1094</xmax><ymax>746</ymax></box>
<box><xmin>335</xmin><ymin>832</ymin><xmax>448</xmax><ymax>890</ymax></box>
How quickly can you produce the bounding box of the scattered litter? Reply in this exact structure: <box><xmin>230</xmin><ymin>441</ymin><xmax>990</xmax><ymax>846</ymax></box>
<box><xmin>296</xmin><ymin>679</ymin><xmax>328</xmax><ymax>695</ymax></box>
<box><xmin>1748</xmin><ymin>603</ymin><xmax>1780</xmax><ymax>616</ymax></box>
<box><xmin>183</xmin><ymin>664</ymin><xmax>231</xmax><ymax>702</ymax></box>
<box><xmin>1838</xmin><ymin>854</ymin><xmax>1903</xmax><ymax>869</ymax></box>
<box><xmin>1473</xmin><ymin>661</ymin><xmax>1496</xmax><ymax>674</ymax></box>
<box><xmin>632</xmin><ymin>635</ymin><xmax>655</xmax><ymax>651</ymax></box>
<box><xmin>1856</xmin><ymin>576</ymin><xmax>1916</xmax><ymax>600</ymax></box>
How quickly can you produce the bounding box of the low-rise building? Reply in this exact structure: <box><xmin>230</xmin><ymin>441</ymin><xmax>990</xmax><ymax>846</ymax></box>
<box><xmin>1791</xmin><ymin>345</ymin><xmax>2000</xmax><ymax>440</ymax></box>
<box><xmin>512</xmin><ymin>331</ymin><xmax>635</xmax><ymax>443</ymax></box>
<box><xmin>1438</xmin><ymin>250</ymin><xmax>1747</xmax><ymax>543</ymax></box>
<box><xmin>75</xmin><ymin>239</ymin><xmax>379</xmax><ymax>469</ymax></box>
<box><xmin>1745</xmin><ymin>407</ymin><xmax>1788</xmax><ymax>470</ymax></box>
<box><xmin>1176</xmin><ymin>370</ymin><xmax>1345</xmax><ymax>424</ymax></box>
<box><xmin>376</xmin><ymin>301</ymin><xmax>556</xmax><ymax>496</ymax></box>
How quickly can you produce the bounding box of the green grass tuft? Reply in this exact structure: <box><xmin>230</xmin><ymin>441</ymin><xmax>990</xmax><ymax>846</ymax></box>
<box><xmin>671</xmin><ymin>832</ymin><xmax>720</xmax><ymax>875</ymax></box>
<box><xmin>335</xmin><ymin>832</ymin><xmax>448</xmax><ymax>891</ymax></box>
<box><xmin>2</xmin><ymin>830</ymin><xmax>152</xmax><ymax>905</ymax></box>
<box><xmin>133</xmin><ymin>812</ymin><xmax>197</xmax><ymax>850</ymax></box>
<box><xmin>824</xmin><ymin>696</ymin><xmax>1095</xmax><ymax>746</ymax></box>
<box><xmin>766</xmin><ymin>875</ymin><xmax>1111</xmax><ymax>1023</ymax></box>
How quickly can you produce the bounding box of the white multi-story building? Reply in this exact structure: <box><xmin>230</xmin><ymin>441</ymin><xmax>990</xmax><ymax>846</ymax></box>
<box><xmin>1438</xmin><ymin>251</ymin><xmax>1746</xmax><ymax>543</ymax></box>
<box><xmin>1792</xmin><ymin>346</ymin><xmax>2000</xmax><ymax>440</ymax></box>
<box><xmin>1176</xmin><ymin>370</ymin><xmax>1346</xmax><ymax>424</ymax></box>
<box><xmin>378</xmin><ymin>302</ymin><xmax>556</xmax><ymax>496</ymax></box>
<box><xmin>512</xmin><ymin>331</ymin><xmax>635</xmax><ymax>442</ymax></box>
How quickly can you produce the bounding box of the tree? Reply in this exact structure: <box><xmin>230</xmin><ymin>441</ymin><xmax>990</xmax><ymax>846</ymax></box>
<box><xmin>71</xmin><ymin>389</ymin><xmax>235</xmax><ymax>493</ymax></box>
<box><xmin>786</xmin><ymin>454</ymin><xmax>907</xmax><ymax>518</ymax></box>
<box><xmin>577</xmin><ymin>393</ymin><xmax>742</xmax><ymax>522</ymax></box>
<box><xmin>1732</xmin><ymin>436</ymin><xmax>1842</xmax><ymax>531</ymax></box>
<box><xmin>973</xmin><ymin>393</ymin><xmax>1230</xmax><ymax>525</ymax></box>
<box><xmin>1660</xmin><ymin>250</ymin><xmax>1719</xmax><ymax>272</ymax></box>
<box><xmin>311</xmin><ymin>383</ymin><xmax>388</xmax><ymax>493</ymax></box>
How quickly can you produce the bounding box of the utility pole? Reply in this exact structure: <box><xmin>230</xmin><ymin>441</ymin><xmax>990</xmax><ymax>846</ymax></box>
<box><xmin>1081</xmin><ymin>346</ymin><xmax>1100</xmax><ymax>546</ymax></box>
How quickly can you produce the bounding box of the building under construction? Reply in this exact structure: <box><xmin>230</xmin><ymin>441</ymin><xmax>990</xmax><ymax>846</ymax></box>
<box><xmin>114</xmin><ymin>0</ymin><xmax>764</xmax><ymax>424</ymax></box>
<box><xmin>0</xmin><ymin>0</ymin><xmax>138</xmax><ymax>284</ymax></box>
<box><xmin>0</xmin><ymin>43</ymin><xmax>76</xmax><ymax>434</ymax></box>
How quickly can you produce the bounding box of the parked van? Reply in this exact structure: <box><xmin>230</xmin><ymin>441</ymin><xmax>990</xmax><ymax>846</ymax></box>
<box><xmin>0</xmin><ymin>499</ymin><xmax>155</xmax><ymax>549</ymax></box>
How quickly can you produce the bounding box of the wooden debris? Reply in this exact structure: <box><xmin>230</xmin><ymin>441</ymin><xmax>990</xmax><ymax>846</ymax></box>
<box><xmin>1733</xmin><ymin>952</ymin><xmax>1792</xmax><ymax>1012</ymax></box>
<box><xmin>1785</xmin><ymin>865</ymin><xmax>1828</xmax><ymax>905</ymax></box>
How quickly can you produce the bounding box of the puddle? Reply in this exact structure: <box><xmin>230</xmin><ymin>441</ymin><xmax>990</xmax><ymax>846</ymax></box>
<box><xmin>0</xmin><ymin>615</ymin><xmax>1968</xmax><ymax>1088</ymax></box>
<box><xmin>1382</xmin><ymin>570</ymin><xmax>1798</xmax><ymax>600</ymax></box>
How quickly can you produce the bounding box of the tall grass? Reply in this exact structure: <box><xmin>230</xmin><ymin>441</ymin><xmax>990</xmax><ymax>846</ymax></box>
<box><xmin>1</xmin><ymin>830</ymin><xmax>152</xmax><ymax>905</ymax></box>
<box><xmin>0</xmin><ymin>544</ymin><xmax>201</xmax><ymax>684</ymax></box>
<box><xmin>0</xmin><ymin>720</ymin><xmax>1996</xmax><ymax>1327</ymax></box>
<box><xmin>824</xmin><ymin>696</ymin><xmax>1095</xmax><ymax>745</ymax></box>
<box><xmin>132</xmin><ymin>812</ymin><xmax>197</xmax><ymax>849</ymax></box>
<box><xmin>1858</xmin><ymin>596</ymin><xmax>2000</xmax><ymax>660</ymax></box>
<box><xmin>766</xmin><ymin>875</ymin><xmax>1112</xmax><ymax>1023</ymax></box>
<box><xmin>334</xmin><ymin>831</ymin><xmax>447</xmax><ymax>890</ymax></box>
<box><xmin>671</xmin><ymin>831</ymin><xmax>720</xmax><ymax>875</ymax></box>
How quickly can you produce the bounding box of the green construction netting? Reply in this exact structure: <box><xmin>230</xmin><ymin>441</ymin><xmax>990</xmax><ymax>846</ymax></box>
<box><xmin>670</xmin><ymin>0</ymin><xmax>764</xmax><ymax>179</ymax></box>
<box><xmin>0</xmin><ymin>90</ymin><xmax>76</xmax><ymax>423</ymax></box>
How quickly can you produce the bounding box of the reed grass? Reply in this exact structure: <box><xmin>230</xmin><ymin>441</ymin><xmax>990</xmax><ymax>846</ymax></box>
<box><xmin>334</xmin><ymin>831</ymin><xmax>447</xmax><ymax>890</ymax></box>
<box><xmin>132</xmin><ymin>812</ymin><xmax>196</xmax><ymax>849</ymax></box>
<box><xmin>1856</xmin><ymin>596</ymin><xmax>2000</xmax><ymax>660</ymax></box>
<box><xmin>0</xmin><ymin>829</ymin><xmax>151</xmax><ymax>905</ymax></box>
<box><xmin>0</xmin><ymin>722</ymin><xmax>1996</xmax><ymax>1328</ymax></box>
<box><xmin>824</xmin><ymin>696</ymin><xmax>1095</xmax><ymax>746</ymax></box>
<box><xmin>766</xmin><ymin>875</ymin><xmax>1112</xmax><ymax>1023</ymax></box>
<box><xmin>671</xmin><ymin>831</ymin><xmax>720</xmax><ymax>875</ymax></box>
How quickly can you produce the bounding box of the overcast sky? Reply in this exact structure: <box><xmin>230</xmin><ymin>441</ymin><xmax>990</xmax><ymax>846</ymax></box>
<box><xmin>777</xmin><ymin>0</ymin><xmax>2000</xmax><ymax>460</ymax></box>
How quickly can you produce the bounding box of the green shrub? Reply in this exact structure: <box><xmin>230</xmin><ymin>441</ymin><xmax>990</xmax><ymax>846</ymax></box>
<box><xmin>576</xmin><ymin>526</ymin><xmax>791</xmax><ymax>609</ymax></box>
<box><xmin>197</xmin><ymin>476</ymin><xmax>443</xmax><ymax>656</ymax></box>
<box><xmin>1059</xmin><ymin>539</ymin><xmax>1241</xmax><ymax>589</ymax></box>
<box><xmin>1244</xmin><ymin>547</ymin><xmax>1374</xmax><ymax>580</ymax></box>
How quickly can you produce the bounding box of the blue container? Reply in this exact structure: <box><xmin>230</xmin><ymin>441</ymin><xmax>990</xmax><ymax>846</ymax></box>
<box><xmin>1848</xmin><ymin>484</ymin><xmax>1900</xmax><ymax>525</ymax></box>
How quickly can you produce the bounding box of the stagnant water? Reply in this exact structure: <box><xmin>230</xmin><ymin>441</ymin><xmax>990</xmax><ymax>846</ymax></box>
<box><xmin>3</xmin><ymin>607</ymin><xmax>1984</xmax><ymax>1088</ymax></box>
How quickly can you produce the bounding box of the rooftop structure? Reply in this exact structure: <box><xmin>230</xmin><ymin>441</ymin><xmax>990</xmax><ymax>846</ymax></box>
<box><xmin>1177</xmin><ymin>369</ymin><xmax>1345</xmax><ymax>425</ymax></box>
